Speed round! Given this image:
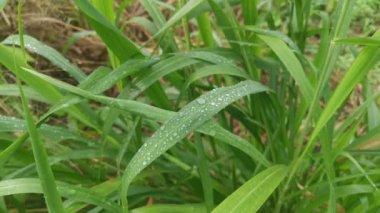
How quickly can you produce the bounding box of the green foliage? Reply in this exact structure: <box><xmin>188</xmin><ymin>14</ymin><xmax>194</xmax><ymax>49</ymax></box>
<box><xmin>0</xmin><ymin>0</ymin><xmax>380</xmax><ymax>212</ymax></box>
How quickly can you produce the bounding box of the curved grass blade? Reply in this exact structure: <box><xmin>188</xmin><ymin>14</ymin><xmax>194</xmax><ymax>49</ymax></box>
<box><xmin>121</xmin><ymin>80</ymin><xmax>269</xmax><ymax>209</ymax></box>
<box><xmin>258</xmin><ymin>34</ymin><xmax>314</xmax><ymax>104</ymax></box>
<box><xmin>2</xmin><ymin>35</ymin><xmax>86</xmax><ymax>81</ymax></box>
<box><xmin>212</xmin><ymin>165</ymin><xmax>288</xmax><ymax>213</ymax></box>
<box><xmin>0</xmin><ymin>178</ymin><xmax>120</xmax><ymax>212</ymax></box>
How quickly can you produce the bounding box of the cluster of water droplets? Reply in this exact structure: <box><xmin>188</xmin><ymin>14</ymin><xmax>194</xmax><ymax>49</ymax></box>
<box><xmin>0</xmin><ymin>115</ymin><xmax>26</xmax><ymax>130</ymax></box>
<box><xmin>126</xmin><ymin>81</ymin><xmax>262</xmax><ymax>183</ymax></box>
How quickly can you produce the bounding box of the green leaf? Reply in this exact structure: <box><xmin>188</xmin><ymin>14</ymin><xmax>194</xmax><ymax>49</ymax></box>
<box><xmin>334</xmin><ymin>37</ymin><xmax>380</xmax><ymax>46</ymax></box>
<box><xmin>212</xmin><ymin>165</ymin><xmax>288</xmax><ymax>213</ymax></box>
<box><xmin>121</xmin><ymin>80</ymin><xmax>269</xmax><ymax>208</ymax></box>
<box><xmin>73</xmin><ymin>0</ymin><xmax>142</xmax><ymax>62</ymax></box>
<box><xmin>152</xmin><ymin>0</ymin><xmax>204</xmax><ymax>39</ymax></box>
<box><xmin>310</xmin><ymin>29</ymin><xmax>380</xmax><ymax>148</ymax></box>
<box><xmin>0</xmin><ymin>178</ymin><xmax>120</xmax><ymax>212</ymax></box>
<box><xmin>258</xmin><ymin>34</ymin><xmax>314</xmax><ymax>104</ymax></box>
<box><xmin>17</xmin><ymin>67</ymin><xmax>64</xmax><ymax>212</ymax></box>
<box><xmin>0</xmin><ymin>84</ymin><xmax>48</xmax><ymax>103</ymax></box>
<box><xmin>0</xmin><ymin>114</ymin><xmax>92</xmax><ymax>143</ymax></box>
<box><xmin>2</xmin><ymin>35</ymin><xmax>86</xmax><ymax>81</ymax></box>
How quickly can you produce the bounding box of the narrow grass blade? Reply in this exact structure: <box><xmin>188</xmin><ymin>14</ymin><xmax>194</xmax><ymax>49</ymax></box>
<box><xmin>140</xmin><ymin>0</ymin><xmax>178</xmax><ymax>52</ymax></box>
<box><xmin>152</xmin><ymin>0</ymin><xmax>204</xmax><ymax>39</ymax></box>
<box><xmin>0</xmin><ymin>178</ymin><xmax>120</xmax><ymax>212</ymax></box>
<box><xmin>207</xmin><ymin>0</ymin><xmax>240</xmax><ymax>52</ymax></box>
<box><xmin>194</xmin><ymin>133</ymin><xmax>213</xmax><ymax>211</ymax></box>
<box><xmin>258</xmin><ymin>34</ymin><xmax>314</xmax><ymax>103</ymax></box>
<box><xmin>3</xmin><ymin>35</ymin><xmax>86</xmax><ymax>81</ymax></box>
<box><xmin>212</xmin><ymin>165</ymin><xmax>288</xmax><ymax>213</ymax></box>
<box><xmin>0</xmin><ymin>44</ymin><xmax>62</xmax><ymax>103</ymax></box>
<box><xmin>184</xmin><ymin>64</ymin><xmax>250</xmax><ymax>88</ymax></box>
<box><xmin>121</xmin><ymin>80</ymin><xmax>268</xmax><ymax>209</ymax></box>
<box><xmin>196</xmin><ymin>12</ymin><xmax>214</xmax><ymax>47</ymax></box>
<box><xmin>199</xmin><ymin>121</ymin><xmax>270</xmax><ymax>166</ymax></box>
<box><xmin>0</xmin><ymin>84</ymin><xmax>48</xmax><ymax>103</ymax></box>
<box><xmin>17</xmin><ymin>80</ymin><xmax>64</xmax><ymax>212</ymax></box>
<box><xmin>0</xmin><ymin>114</ymin><xmax>92</xmax><ymax>143</ymax></box>
<box><xmin>334</xmin><ymin>37</ymin><xmax>380</xmax><ymax>46</ymax></box>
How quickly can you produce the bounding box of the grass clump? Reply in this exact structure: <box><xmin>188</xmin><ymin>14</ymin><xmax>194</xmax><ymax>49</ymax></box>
<box><xmin>0</xmin><ymin>0</ymin><xmax>380</xmax><ymax>212</ymax></box>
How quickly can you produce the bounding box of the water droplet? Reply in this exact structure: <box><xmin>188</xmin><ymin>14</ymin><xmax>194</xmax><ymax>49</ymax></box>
<box><xmin>196</xmin><ymin>98</ymin><xmax>206</xmax><ymax>105</ymax></box>
<box><xmin>143</xmin><ymin>161</ymin><xmax>147</xmax><ymax>166</ymax></box>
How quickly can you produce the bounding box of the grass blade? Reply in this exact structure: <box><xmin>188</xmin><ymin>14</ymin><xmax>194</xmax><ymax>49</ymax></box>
<box><xmin>0</xmin><ymin>178</ymin><xmax>120</xmax><ymax>212</ymax></box>
<box><xmin>334</xmin><ymin>37</ymin><xmax>380</xmax><ymax>46</ymax></box>
<box><xmin>73</xmin><ymin>0</ymin><xmax>142</xmax><ymax>62</ymax></box>
<box><xmin>3</xmin><ymin>35</ymin><xmax>87</xmax><ymax>81</ymax></box>
<box><xmin>16</xmin><ymin>58</ymin><xmax>64</xmax><ymax>213</ymax></box>
<box><xmin>152</xmin><ymin>0</ymin><xmax>204</xmax><ymax>39</ymax></box>
<box><xmin>258</xmin><ymin>34</ymin><xmax>314</xmax><ymax>104</ymax></box>
<box><xmin>212</xmin><ymin>165</ymin><xmax>288</xmax><ymax>213</ymax></box>
<box><xmin>121</xmin><ymin>80</ymin><xmax>268</xmax><ymax>209</ymax></box>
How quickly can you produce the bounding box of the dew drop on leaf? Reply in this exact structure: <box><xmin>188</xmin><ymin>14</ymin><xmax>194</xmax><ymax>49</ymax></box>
<box><xmin>196</xmin><ymin>98</ymin><xmax>206</xmax><ymax>105</ymax></box>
